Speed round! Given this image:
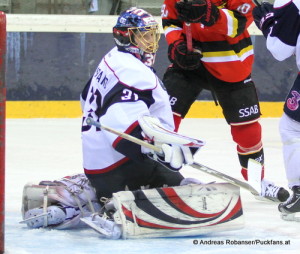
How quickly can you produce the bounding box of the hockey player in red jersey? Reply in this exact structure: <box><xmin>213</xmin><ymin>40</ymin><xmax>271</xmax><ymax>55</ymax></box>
<box><xmin>253</xmin><ymin>0</ymin><xmax>300</xmax><ymax>221</ymax></box>
<box><xmin>161</xmin><ymin>0</ymin><xmax>289</xmax><ymax>201</ymax></box>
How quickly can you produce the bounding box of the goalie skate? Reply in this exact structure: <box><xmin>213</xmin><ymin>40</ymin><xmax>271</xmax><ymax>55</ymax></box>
<box><xmin>81</xmin><ymin>214</ymin><xmax>122</xmax><ymax>239</ymax></box>
<box><xmin>109</xmin><ymin>182</ymin><xmax>244</xmax><ymax>239</ymax></box>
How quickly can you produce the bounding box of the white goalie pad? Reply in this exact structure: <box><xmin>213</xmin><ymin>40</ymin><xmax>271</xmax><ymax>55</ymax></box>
<box><xmin>138</xmin><ymin>115</ymin><xmax>205</xmax><ymax>147</ymax></box>
<box><xmin>21</xmin><ymin>182</ymin><xmax>59</xmax><ymax>220</ymax></box>
<box><xmin>112</xmin><ymin>183</ymin><xmax>244</xmax><ymax>239</ymax></box>
<box><xmin>21</xmin><ymin>174</ymin><xmax>101</xmax><ymax>229</ymax></box>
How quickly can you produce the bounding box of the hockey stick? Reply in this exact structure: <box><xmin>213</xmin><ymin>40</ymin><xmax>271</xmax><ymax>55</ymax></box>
<box><xmin>252</xmin><ymin>0</ymin><xmax>274</xmax><ymax>6</ymax></box>
<box><xmin>85</xmin><ymin>117</ymin><xmax>262</xmax><ymax>197</ymax></box>
<box><xmin>183</xmin><ymin>0</ymin><xmax>193</xmax><ymax>52</ymax></box>
<box><xmin>252</xmin><ymin>0</ymin><xmax>262</xmax><ymax>6</ymax></box>
<box><xmin>85</xmin><ymin>117</ymin><xmax>162</xmax><ymax>154</ymax></box>
<box><xmin>190</xmin><ymin>162</ymin><xmax>259</xmax><ymax>195</ymax></box>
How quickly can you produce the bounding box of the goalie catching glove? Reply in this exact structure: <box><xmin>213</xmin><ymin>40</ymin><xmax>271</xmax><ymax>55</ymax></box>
<box><xmin>139</xmin><ymin>115</ymin><xmax>205</xmax><ymax>171</ymax></box>
<box><xmin>175</xmin><ymin>0</ymin><xmax>220</xmax><ymax>26</ymax></box>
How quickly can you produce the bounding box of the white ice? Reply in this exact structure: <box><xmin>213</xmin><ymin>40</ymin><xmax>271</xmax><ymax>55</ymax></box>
<box><xmin>5</xmin><ymin>118</ymin><xmax>300</xmax><ymax>254</ymax></box>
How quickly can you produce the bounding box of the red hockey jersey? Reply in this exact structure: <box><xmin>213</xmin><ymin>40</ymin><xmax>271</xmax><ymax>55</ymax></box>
<box><xmin>162</xmin><ymin>0</ymin><xmax>255</xmax><ymax>82</ymax></box>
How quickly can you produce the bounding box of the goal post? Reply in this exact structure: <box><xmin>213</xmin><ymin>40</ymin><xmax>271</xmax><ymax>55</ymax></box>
<box><xmin>0</xmin><ymin>11</ymin><xmax>6</xmax><ymax>254</ymax></box>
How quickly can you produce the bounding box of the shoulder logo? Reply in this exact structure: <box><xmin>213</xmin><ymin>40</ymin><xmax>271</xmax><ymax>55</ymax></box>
<box><xmin>287</xmin><ymin>90</ymin><xmax>300</xmax><ymax>111</ymax></box>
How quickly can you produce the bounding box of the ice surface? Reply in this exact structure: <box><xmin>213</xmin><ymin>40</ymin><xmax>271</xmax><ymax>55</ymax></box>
<box><xmin>5</xmin><ymin>118</ymin><xmax>300</xmax><ymax>254</ymax></box>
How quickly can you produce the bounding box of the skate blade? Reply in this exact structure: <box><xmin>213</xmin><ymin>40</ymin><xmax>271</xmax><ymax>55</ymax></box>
<box><xmin>254</xmin><ymin>195</ymin><xmax>279</xmax><ymax>203</ymax></box>
<box><xmin>80</xmin><ymin>217</ymin><xmax>111</xmax><ymax>237</ymax></box>
<box><xmin>19</xmin><ymin>212</ymin><xmax>49</xmax><ymax>224</ymax></box>
<box><xmin>280</xmin><ymin>212</ymin><xmax>300</xmax><ymax>222</ymax></box>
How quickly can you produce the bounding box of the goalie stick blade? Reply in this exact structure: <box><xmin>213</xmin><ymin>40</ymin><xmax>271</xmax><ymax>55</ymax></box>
<box><xmin>247</xmin><ymin>159</ymin><xmax>262</xmax><ymax>195</ymax></box>
<box><xmin>190</xmin><ymin>162</ymin><xmax>284</xmax><ymax>203</ymax></box>
<box><xmin>190</xmin><ymin>162</ymin><xmax>259</xmax><ymax>195</ymax></box>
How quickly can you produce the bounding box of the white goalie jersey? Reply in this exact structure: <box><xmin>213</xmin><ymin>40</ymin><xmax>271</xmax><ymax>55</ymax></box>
<box><xmin>81</xmin><ymin>46</ymin><xmax>175</xmax><ymax>173</ymax></box>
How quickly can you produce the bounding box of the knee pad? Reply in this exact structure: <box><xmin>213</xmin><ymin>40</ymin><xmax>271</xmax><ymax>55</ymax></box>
<box><xmin>231</xmin><ymin>121</ymin><xmax>262</xmax><ymax>152</ymax></box>
<box><xmin>173</xmin><ymin>113</ymin><xmax>182</xmax><ymax>132</ymax></box>
<box><xmin>231</xmin><ymin>122</ymin><xmax>264</xmax><ymax>181</ymax></box>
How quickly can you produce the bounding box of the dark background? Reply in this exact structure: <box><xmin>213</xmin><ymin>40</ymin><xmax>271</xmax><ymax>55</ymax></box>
<box><xmin>6</xmin><ymin>32</ymin><xmax>297</xmax><ymax>101</ymax></box>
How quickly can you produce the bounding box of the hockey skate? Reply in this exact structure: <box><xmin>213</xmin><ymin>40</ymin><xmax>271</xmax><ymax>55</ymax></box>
<box><xmin>260</xmin><ymin>179</ymin><xmax>290</xmax><ymax>202</ymax></box>
<box><xmin>278</xmin><ymin>186</ymin><xmax>300</xmax><ymax>222</ymax></box>
<box><xmin>80</xmin><ymin>213</ymin><xmax>122</xmax><ymax>239</ymax></box>
<box><xmin>23</xmin><ymin>205</ymin><xmax>66</xmax><ymax>228</ymax></box>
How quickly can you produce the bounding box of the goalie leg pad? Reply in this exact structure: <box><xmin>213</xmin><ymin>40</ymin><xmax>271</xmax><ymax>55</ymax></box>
<box><xmin>24</xmin><ymin>206</ymin><xmax>66</xmax><ymax>229</ymax></box>
<box><xmin>22</xmin><ymin>174</ymin><xmax>100</xmax><ymax>218</ymax></box>
<box><xmin>21</xmin><ymin>174</ymin><xmax>101</xmax><ymax>229</ymax></box>
<box><xmin>112</xmin><ymin>183</ymin><xmax>244</xmax><ymax>239</ymax></box>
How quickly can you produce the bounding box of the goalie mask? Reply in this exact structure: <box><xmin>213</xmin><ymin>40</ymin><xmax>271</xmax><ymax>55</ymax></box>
<box><xmin>113</xmin><ymin>7</ymin><xmax>161</xmax><ymax>65</ymax></box>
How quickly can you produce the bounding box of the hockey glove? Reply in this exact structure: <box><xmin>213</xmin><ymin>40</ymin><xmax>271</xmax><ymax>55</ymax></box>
<box><xmin>176</xmin><ymin>0</ymin><xmax>220</xmax><ymax>26</ymax></box>
<box><xmin>168</xmin><ymin>40</ymin><xmax>202</xmax><ymax>70</ymax></box>
<box><xmin>148</xmin><ymin>144</ymin><xmax>195</xmax><ymax>171</ymax></box>
<box><xmin>252</xmin><ymin>2</ymin><xmax>274</xmax><ymax>38</ymax></box>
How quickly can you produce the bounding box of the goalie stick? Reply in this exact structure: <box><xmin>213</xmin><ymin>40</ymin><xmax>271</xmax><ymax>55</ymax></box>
<box><xmin>85</xmin><ymin>117</ymin><xmax>160</xmax><ymax>153</ymax></box>
<box><xmin>85</xmin><ymin>117</ymin><xmax>267</xmax><ymax>200</ymax></box>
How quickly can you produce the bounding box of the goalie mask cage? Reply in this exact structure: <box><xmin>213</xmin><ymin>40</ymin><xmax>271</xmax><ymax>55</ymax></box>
<box><xmin>0</xmin><ymin>11</ymin><xmax>6</xmax><ymax>254</ymax></box>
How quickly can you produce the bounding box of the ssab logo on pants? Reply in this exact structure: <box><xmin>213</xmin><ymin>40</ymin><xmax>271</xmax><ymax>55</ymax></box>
<box><xmin>239</xmin><ymin>105</ymin><xmax>259</xmax><ymax>118</ymax></box>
